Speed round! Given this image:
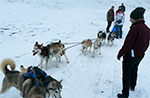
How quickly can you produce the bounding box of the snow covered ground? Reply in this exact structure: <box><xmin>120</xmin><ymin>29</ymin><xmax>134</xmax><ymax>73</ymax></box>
<box><xmin>0</xmin><ymin>0</ymin><xmax>150</xmax><ymax>98</ymax></box>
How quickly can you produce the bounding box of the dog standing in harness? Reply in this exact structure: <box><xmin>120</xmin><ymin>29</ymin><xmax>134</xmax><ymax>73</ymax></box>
<box><xmin>92</xmin><ymin>31</ymin><xmax>104</xmax><ymax>57</ymax></box>
<box><xmin>21</xmin><ymin>65</ymin><xmax>62</xmax><ymax>98</ymax></box>
<box><xmin>32</xmin><ymin>40</ymin><xmax>69</xmax><ymax>70</ymax></box>
<box><xmin>81</xmin><ymin>39</ymin><xmax>92</xmax><ymax>55</ymax></box>
<box><xmin>107</xmin><ymin>31</ymin><xmax>116</xmax><ymax>46</ymax></box>
<box><xmin>97</xmin><ymin>31</ymin><xmax>106</xmax><ymax>45</ymax></box>
<box><xmin>0</xmin><ymin>58</ymin><xmax>46</xmax><ymax>98</ymax></box>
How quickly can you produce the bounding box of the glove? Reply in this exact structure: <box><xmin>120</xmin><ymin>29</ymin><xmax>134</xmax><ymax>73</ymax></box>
<box><xmin>117</xmin><ymin>54</ymin><xmax>121</xmax><ymax>60</ymax></box>
<box><xmin>117</xmin><ymin>51</ymin><xmax>123</xmax><ymax>60</ymax></box>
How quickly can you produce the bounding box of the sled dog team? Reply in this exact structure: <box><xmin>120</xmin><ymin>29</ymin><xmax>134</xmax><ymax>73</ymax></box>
<box><xmin>0</xmin><ymin>31</ymin><xmax>115</xmax><ymax>98</ymax></box>
<box><xmin>32</xmin><ymin>30</ymin><xmax>115</xmax><ymax>69</ymax></box>
<box><xmin>81</xmin><ymin>31</ymin><xmax>115</xmax><ymax>57</ymax></box>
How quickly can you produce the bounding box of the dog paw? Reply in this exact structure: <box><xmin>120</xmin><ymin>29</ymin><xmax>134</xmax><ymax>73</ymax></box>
<box><xmin>44</xmin><ymin>67</ymin><xmax>48</xmax><ymax>70</ymax></box>
<box><xmin>83</xmin><ymin>53</ymin><xmax>86</xmax><ymax>55</ymax></box>
<box><xmin>0</xmin><ymin>91</ymin><xmax>4</xmax><ymax>94</ymax></box>
<box><xmin>91</xmin><ymin>56</ymin><xmax>95</xmax><ymax>58</ymax></box>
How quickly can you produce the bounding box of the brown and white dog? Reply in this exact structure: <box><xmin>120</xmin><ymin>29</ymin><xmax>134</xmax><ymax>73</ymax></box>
<box><xmin>81</xmin><ymin>39</ymin><xmax>92</xmax><ymax>55</ymax></box>
<box><xmin>92</xmin><ymin>38</ymin><xmax>102</xmax><ymax>57</ymax></box>
<box><xmin>0</xmin><ymin>58</ymin><xmax>46</xmax><ymax>98</ymax></box>
<box><xmin>32</xmin><ymin>40</ymin><xmax>69</xmax><ymax>70</ymax></box>
<box><xmin>107</xmin><ymin>31</ymin><xmax>116</xmax><ymax>46</ymax></box>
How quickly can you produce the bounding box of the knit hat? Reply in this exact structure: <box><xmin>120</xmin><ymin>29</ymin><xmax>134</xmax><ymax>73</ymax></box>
<box><xmin>130</xmin><ymin>7</ymin><xmax>145</xmax><ymax>20</ymax></box>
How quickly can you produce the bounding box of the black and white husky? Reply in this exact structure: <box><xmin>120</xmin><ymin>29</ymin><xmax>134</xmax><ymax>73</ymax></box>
<box><xmin>97</xmin><ymin>31</ymin><xmax>106</xmax><ymax>45</ymax></box>
<box><xmin>107</xmin><ymin>31</ymin><xmax>116</xmax><ymax>46</ymax></box>
<box><xmin>32</xmin><ymin>40</ymin><xmax>69</xmax><ymax>70</ymax></box>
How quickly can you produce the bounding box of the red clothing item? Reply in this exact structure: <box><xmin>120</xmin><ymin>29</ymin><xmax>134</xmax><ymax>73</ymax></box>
<box><xmin>116</xmin><ymin>10</ymin><xmax>125</xmax><ymax>16</ymax></box>
<box><xmin>118</xmin><ymin>20</ymin><xmax>150</xmax><ymax>58</ymax></box>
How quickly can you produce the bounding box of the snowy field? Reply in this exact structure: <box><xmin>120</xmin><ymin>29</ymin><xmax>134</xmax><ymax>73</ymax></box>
<box><xmin>0</xmin><ymin>0</ymin><xmax>150</xmax><ymax>98</ymax></box>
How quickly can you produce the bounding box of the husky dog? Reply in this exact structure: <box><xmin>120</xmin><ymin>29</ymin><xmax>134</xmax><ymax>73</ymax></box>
<box><xmin>107</xmin><ymin>31</ymin><xmax>116</xmax><ymax>46</ymax></box>
<box><xmin>97</xmin><ymin>31</ymin><xmax>106</xmax><ymax>45</ymax></box>
<box><xmin>0</xmin><ymin>58</ymin><xmax>46</xmax><ymax>98</ymax></box>
<box><xmin>32</xmin><ymin>40</ymin><xmax>69</xmax><ymax>69</ymax></box>
<box><xmin>92</xmin><ymin>38</ymin><xmax>102</xmax><ymax>57</ymax></box>
<box><xmin>20</xmin><ymin>65</ymin><xmax>62</xmax><ymax>98</ymax></box>
<box><xmin>81</xmin><ymin>39</ymin><xmax>92</xmax><ymax>55</ymax></box>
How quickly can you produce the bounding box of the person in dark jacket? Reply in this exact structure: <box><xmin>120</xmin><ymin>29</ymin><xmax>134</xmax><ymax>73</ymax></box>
<box><xmin>120</xmin><ymin>3</ymin><xmax>126</xmax><ymax>12</ymax></box>
<box><xmin>117</xmin><ymin>7</ymin><xmax>150</xmax><ymax>98</ymax></box>
<box><xmin>106</xmin><ymin>6</ymin><xmax>114</xmax><ymax>33</ymax></box>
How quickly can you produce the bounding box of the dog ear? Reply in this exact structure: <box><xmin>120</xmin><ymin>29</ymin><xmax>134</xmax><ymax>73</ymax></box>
<box><xmin>98</xmin><ymin>31</ymin><xmax>102</xmax><ymax>33</ymax></box>
<box><xmin>39</xmin><ymin>43</ymin><xmax>43</xmax><ymax>48</ymax></box>
<box><xmin>59</xmin><ymin>79</ymin><xmax>63</xmax><ymax>89</ymax></box>
<box><xmin>59</xmin><ymin>79</ymin><xmax>63</xmax><ymax>84</ymax></box>
<box><xmin>51</xmin><ymin>81</ymin><xmax>57</xmax><ymax>87</ymax></box>
<box><xmin>81</xmin><ymin>40</ymin><xmax>85</xmax><ymax>44</ymax></box>
<box><xmin>59</xmin><ymin>40</ymin><xmax>61</xmax><ymax>43</ymax></box>
<box><xmin>20</xmin><ymin>65</ymin><xmax>27</xmax><ymax>73</ymax></box>
<box><xmin>35</xmin><ymin>41</ymin><xmax>38</xmax><ymax>45</ymax></box>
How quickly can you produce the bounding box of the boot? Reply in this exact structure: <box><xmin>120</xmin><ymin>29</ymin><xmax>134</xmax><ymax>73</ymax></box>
<box><xmin>117</xmin><ymin>93</ymin><xmax>128</xmax><ymax>98</ymax></box>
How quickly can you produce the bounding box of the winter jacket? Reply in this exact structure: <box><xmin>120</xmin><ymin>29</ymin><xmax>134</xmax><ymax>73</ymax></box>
<box><xmin>120</xmin><ymin>5</ymin><xmax>126</xmax><ymax>12</ymax></box>
<box><xmin>117</xmin><ymin>20</ymin><xmax>150</xmax><ymax>58</ymax></box>
<box><xmin>115</xmin><ymin>11</ymin><xmax>125</xmax><ymax>26</ymax></box>
<box><xmin>116</xmin><ymin>10</ymin><xmax>125</xmax><ymax>16</ymax></box>
<box><xmin>107</xmin><ymin>8</ymin><xmax>114</xmax><ymax>22</ymax></box>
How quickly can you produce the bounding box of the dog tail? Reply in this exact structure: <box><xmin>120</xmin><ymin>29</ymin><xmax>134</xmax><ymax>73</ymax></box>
<box><xmin>0</xmin><ymin>58</ymin><xmax>16</xmax><ymax>74</ymax></box>
<box><xmin>20</xmin><ymin>65</ymin><xmax>27</xmax><ymax>73</ymax></box>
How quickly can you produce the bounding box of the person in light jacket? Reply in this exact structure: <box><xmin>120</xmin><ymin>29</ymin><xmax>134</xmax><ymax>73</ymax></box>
<box><xmin>117</xmin><ymin>7</ymin><xmax>150</xmax><ymax>98</ymax></box>
<box><xmin>114</xmin><ymin>9</ymin><xmax>125</xmax><ymax>39</ymax></box>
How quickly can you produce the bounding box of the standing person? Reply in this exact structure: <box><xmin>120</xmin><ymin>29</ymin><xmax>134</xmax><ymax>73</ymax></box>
<box><xmin>117</xmin><ymin>7</ymin><xmax>150</xmax><ymax>98</ymax></box>
<box><xmin>120</xmin><ymin>3</ymin><xmax>126</xmax><ymax>12</ymax></box>
<box><xmin>116</xmin><ymin>6</ymin><xmax>125</xmax><ymax>15</ymax></box>
<box><xmin>114</xmin><ymin>8</ymin><xmax>125</xmax><ymax>39</ymax></box>
<box><xmin>106</xmin><ymin>6</ymin><xmax>115</xmax><ymax>33</ymax></box>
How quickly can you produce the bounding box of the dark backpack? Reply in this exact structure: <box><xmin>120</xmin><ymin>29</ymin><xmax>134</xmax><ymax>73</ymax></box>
<box><xmin>117</xmin><ymin>19</ymin><xmax>122</xmax><ymax>24</ymax></box>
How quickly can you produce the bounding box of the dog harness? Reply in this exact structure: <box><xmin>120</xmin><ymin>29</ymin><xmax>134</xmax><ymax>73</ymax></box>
<box><xmin>24</xmin><ymin>67</ymin><xmax>48</xmax><ymax>86</ymax></box>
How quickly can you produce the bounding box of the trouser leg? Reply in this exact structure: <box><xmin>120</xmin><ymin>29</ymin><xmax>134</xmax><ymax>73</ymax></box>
<box><xmin>115</xmin><ymin>25</ymin><xmax>120</xmax><ymax>38</ymax></box>
<box><xmin>122</xmin><ymin>58</ymin><xmax>132</xmax><ymax>96</ymax></box>
<box><xmin>130</xmin><ymin>57</ymin><xmax>143</xmax><ymax>89</ymax></box>
<box><xmin>122</xmin><ymin>56</ymin><xmax>143</xmax><ymax>96</ymax></box>
<box><xmin>119</xmin><ymin>25</ymin><xmax>123</xmax><ymax>38</ymax></box>
<box><xmin>106</xmin><ymin>21</ymin><xmax>112</xmax><ymax>32</ymax></box>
